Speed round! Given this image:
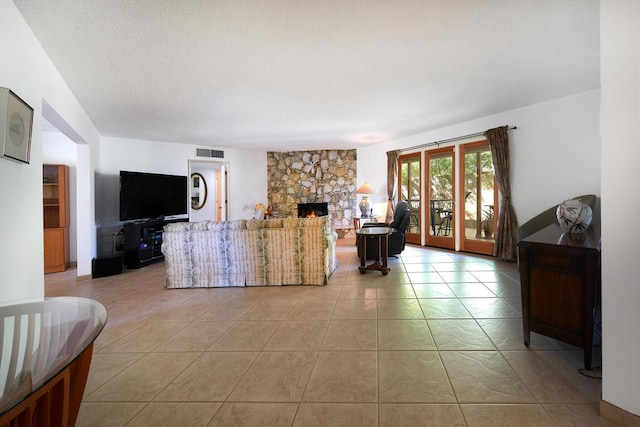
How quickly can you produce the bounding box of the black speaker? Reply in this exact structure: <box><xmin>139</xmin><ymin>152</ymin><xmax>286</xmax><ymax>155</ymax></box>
<box><xmin>92</xmin><ymin>254</ymin><xmax>123</xmax><ymax>278</ymax></box>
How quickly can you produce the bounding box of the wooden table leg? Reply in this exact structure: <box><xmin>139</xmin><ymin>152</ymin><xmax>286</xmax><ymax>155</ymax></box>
<box><xmin>584</xmin><ymin>330</ymin><xmax>593</xmax><ymax>370</ymax></box>
<box><xmin>380</xmin><ymin>234</ymin><xmax>389</xmax><ymax>275</ymax></box>
<box><xmin>522</xmin><ymin>317</ymin><xmax>530</xmax><ymax>347</ymax></box>
<box><xmin>358</xmin><ymin>234</ymin><xmax>367</xmax><ymax>274</ymax></box>
<box><xmin>521</xmin><ymin>279</ymin><xmax>531</xmax><ymax>347</ymax></box>
<box><xmin>364</xmin><ymin>236</ymin><xmax>382</xmax><ymax>272</ymax></box>
<box><xmin>374</xmin><ymin>234</ymin><xmax>381</xmax><ymax>263</ymax></box>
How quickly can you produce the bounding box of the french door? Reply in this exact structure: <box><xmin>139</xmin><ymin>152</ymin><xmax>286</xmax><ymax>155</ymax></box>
<box><xmin>459</xmin><ymin>141</ymin><xmax>497</xmax><ymax>255</ymax></box>
<box><xmin>398</xmin><ymin>154</ymin><xmax>421</xmax><ymax>245</ymax></box>
<box><xmin>397</xmin><ymin>142</ymin><xmax>498</xmax><ymax>255</ymax></box>
<box><xmin>425</xmin><ymin>147</ymin><xmax>455</xmax><ymax>250</ymax></box>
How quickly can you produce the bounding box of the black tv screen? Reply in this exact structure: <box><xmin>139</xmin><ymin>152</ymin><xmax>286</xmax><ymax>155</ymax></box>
<box><xmin>119</xmin><ymin>171</ymin><xmax>188</xmax><ymax>221</ymax></box>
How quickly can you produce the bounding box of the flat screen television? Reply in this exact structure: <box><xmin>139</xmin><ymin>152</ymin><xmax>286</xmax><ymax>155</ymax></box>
<box><xmin>119</xmin><ymin>171</ymin><xmax>188</xmax><ymax>221</ymax></box>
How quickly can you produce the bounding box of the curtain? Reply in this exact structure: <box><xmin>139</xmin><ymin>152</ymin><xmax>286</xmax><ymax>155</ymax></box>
<box><xmin>386</xmin><ymin>150</ymin><xmax>399</xmax><ymax>223</ymax></box>
<box><xmin>484</xmin><ymin>126</ymin><xmax>518</xmax><ymax>261</ymax></box>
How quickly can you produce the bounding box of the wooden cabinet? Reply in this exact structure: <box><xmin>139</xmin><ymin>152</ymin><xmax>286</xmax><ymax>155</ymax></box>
<box><xmin>518</xmin><ymin>223</ymin><xmax>601</xmax><ymax>369</ymax></box>
<box><xmin>43</xmin><ymin>164</ymin><xmax>69</xmax><ymax>273</ymax></box>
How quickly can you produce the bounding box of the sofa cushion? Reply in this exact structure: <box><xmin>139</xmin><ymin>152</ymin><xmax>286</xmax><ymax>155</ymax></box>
<box><xmin>246</xmin><ymin>219</ymin><xmax>265</xmax><ymax>229</ymax></box>
<box><xmin>192</xmin><ymin>221</ymin><xmax>212</xmax><ymax>231</ymax></box>
<box><xmin>164</xmin><ymin>222</ymin><xmax>195</xmax><ymax>232</ymax></box>
<box><xmin>283</xmin><ymin>216</ymin><xmax>328</xmax><ymax>228</ymax></box>
<box><xmin>207</xmin><ymin>219</ymin><xmax>247</xmax><ymax>231</ymax></box>
<box><xmin>206</xmin><ymin>221</ymin><xmax>227</xmax><ymax>231</ymax></box>
<box><xmin>227</xmin><ymin>220</ymin><xmax>247</xmax><ymax>229</ymax></box>
<box><xmin>264</xmin><ymin>218</ymin><xmax>284</xmax><ymax>228</ymax></box>
<box><xmin>206</xmin><ymin>220</ymin><xmax>247</xmax><ymax>230</ymax></box>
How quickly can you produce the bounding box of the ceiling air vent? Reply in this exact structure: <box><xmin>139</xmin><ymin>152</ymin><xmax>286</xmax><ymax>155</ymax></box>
<box><xmin>195</xmin><ymin>148</ymin><xmax>224</xmax><ymax>159</ymax></box>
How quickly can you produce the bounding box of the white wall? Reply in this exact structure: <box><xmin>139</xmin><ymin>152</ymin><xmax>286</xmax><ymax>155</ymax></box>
<box><xmin>357</xmin><ymin>89</ymin><xmax>601</xmax><ymax>226</ymax></box>
<box><xmin>0</xmin><ymin>0</ymin><xmax>99</xmax><ymax>303</ymax></box>
<box><xmin>97</xmin><ymin>137</ymin><xmax>266</xmax><ymax>254</ymax></box>
<box><xmin>600</xmin><ymin>0</ymin><xmax>640</xmax><ymax>416</ymax></box>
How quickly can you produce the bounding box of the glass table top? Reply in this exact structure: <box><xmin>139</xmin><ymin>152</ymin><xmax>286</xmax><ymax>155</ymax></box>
<box><xmin>0</xmin><ymin>297</ymin><xmax>107</xmax><ymax>415</ymax></box>
<box><xmin>354</xmin><ymin>226</ymin><xmax>396</xmax><ymax>236</ymax></box>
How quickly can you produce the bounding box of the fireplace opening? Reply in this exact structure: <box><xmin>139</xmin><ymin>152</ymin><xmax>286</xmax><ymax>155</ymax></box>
<box><xmin>297</xmin><ymin>203</ymin><xmax>328</xmax><ymax>218</ymax></box>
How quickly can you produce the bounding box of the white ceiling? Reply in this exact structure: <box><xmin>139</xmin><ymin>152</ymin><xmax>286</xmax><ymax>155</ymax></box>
<box><xmin>14</xmin><ymin>0</ymin><xmax>599</xmax><ymax>151</ymax></box>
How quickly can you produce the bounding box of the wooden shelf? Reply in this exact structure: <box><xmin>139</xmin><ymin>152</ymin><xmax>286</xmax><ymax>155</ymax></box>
<box><xmin>43</xmin><ymin>165</ymin><xmax>69</xmax><ymax>273</ymax></box>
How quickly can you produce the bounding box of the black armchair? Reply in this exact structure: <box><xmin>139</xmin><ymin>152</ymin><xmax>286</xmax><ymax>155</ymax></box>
<box><xmin>357</xmin><ymin>201</ymin><xmax>411</xmax><ymax>259</ymax></box>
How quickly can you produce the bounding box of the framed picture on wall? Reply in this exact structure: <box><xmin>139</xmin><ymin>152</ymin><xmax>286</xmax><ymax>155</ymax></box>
<box><xmin>1</xmin><ymin>88</ymin><xmax>34</xmax><ymax>164</ymax></box>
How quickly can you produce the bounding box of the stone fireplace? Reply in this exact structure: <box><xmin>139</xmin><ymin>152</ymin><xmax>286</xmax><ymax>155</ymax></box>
<box><xmin>267</xmin><ymin>150</ymin><xmax>357</xmax><ymax>228</ymax></box>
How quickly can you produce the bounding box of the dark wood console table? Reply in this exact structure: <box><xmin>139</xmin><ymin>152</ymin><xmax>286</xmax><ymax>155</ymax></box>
<box><xmin>0</xmin><ymin>297</ymin><xmax>107</xmax><ymax>426</ymax></box>
<box><xmin>356</xmin><ymin>226</ymin><xmax>395</xmax><ymax>275</ymax></box>
<box><xmin>518</xmin><ymin>224</ymin><xmax>601</xmax><ymax>369</ymax></box>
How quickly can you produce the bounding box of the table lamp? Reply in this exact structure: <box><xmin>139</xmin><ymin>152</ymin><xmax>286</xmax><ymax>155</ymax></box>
<box><xmin>355</xmin><ymin>182</ymin><xmax>376</xmax><ymax>217</ymax></box>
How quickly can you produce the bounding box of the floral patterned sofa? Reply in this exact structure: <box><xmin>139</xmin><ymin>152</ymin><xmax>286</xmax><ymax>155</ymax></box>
<box><xmin>161</xmin><ymin>216</ymin><xmax>338</xmax><ymax>288</ymax></box>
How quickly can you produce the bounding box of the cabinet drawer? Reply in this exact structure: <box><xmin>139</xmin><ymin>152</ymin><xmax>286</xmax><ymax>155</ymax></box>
<box><xmin>530</xmin><ymin>251</ymin><xmax>581</xmax><ymax>272</ymax></box>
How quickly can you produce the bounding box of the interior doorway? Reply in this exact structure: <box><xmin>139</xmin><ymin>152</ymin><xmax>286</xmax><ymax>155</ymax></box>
<box><xmin>41</xmin><ymin>100</ymin><xmax>94</xmax><ymax>277</ymax></box>
<box><xmin>189</xmin><ymin>160</ymin><xmax>228</xmax><ymax>222</ymax></box>
<box><xmin>41</xmin><ymin>118</ymin><xmax>78</xmax><ymax>271</ymax></box>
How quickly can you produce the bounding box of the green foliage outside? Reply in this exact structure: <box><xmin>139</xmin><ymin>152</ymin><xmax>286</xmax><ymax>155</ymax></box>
<box><xmin>429</xmin><ymin>156</ymin><xmax>453</xmax><ymax>201</ymax></box>
<box><xmin>400</xmin><ymin>159</ymin><xmax>420</xmax><ymax>202</ymax></box>
<box><xmin>399</xmin><ymin>150</ymin><xmax>496</xmax><ymax>239</ymax></box>
<box><xmin>464</xmin><ymin>150</ymin><xmax>494</xmax><ymax>210</ymax></box>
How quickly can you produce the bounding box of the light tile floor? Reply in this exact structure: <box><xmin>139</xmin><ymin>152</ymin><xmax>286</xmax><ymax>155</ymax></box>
<box><xmin>45</xmin><ymin>238</ymin><xmax>612</xmax><ymax>426</ymax></box>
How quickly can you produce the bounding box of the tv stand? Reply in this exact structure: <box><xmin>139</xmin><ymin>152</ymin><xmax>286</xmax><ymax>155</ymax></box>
<box><xmin>123</xmin><ymin>219</ymin><xmax>165</xmax><ymax>268</ymax></box>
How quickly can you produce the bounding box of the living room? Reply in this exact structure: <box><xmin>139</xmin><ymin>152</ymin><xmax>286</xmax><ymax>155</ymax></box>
<box><xmin>44</xmin><ymin>90</ymin><xmax>601</xmax><ymax>260</ymax></box>
<box><xmin>1</xmin><ymin>0</ymin><xmax>638</xmax><ymax>424</ymax></box>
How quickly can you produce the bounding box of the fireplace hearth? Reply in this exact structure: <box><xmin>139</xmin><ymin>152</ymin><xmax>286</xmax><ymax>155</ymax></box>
<box><xmin>297</xmin><ymin>203</ymin><xmax>328</xmax><ymax>218</ymax></box>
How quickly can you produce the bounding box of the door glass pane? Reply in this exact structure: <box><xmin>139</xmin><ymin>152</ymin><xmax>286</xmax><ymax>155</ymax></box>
<box><xmin>400</xmin><ymin>157</ymin><xmax>421</xmax><ymax>235</ymax></box>
<box><xmin>429</xmin><ymin>153</ymin><xmax>454</xmax><ymax>238</ymax></box>
<box><xmin>463</xmin><ymin>146</ymin><xmax>495</xmax><ymax>241</ymax></box>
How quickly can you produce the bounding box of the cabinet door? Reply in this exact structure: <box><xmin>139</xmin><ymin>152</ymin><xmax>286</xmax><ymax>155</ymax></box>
<box><xmin>44</xmin><ymin>229</ymin><xmax>68</xmax><ymax>273</ymax></box>
<box><xmin>528</xmin><ymin>263</ymin><xmax>584</xmax><ymax>335</ymax></box>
